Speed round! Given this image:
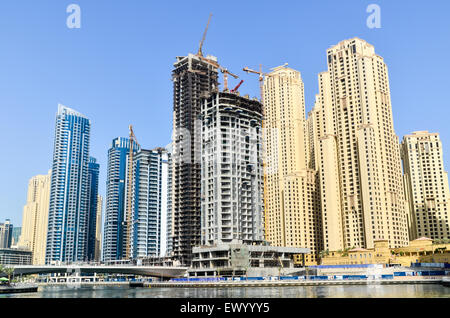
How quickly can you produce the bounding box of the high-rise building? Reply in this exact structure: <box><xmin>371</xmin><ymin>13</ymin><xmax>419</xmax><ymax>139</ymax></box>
<box><xmin>171</xmin><ymin>53</ymin><xmax>219</xmax><ymax>265</ymax></box>
<box><xmin>95</xmin><ymin>194</ymin><xmax>103</xmax><ymax>262</ymax></box>
<box><xmin>87</xmin><ymin>157</ymin><xmax>100</xmax><ymax>261</ymax></box>
<box><xmin>311</xmin><ymin>38</ymin><xmax>409</xmax><ymax>251</ymax></box>
<box><xmin>18</xmin><ymin>171</ymin><xmax>51</xmax><ymax>264</ymax></box>
<box><xmin>127</xmin><ymin>148</ymin><xmax>171</xmax><ymax>259</ymax></box>
<box><xmin>165</xmin><ymin>144</ymin><xmax>173</xmax><ymax>256</ymax></box>
<box><xmin>263</xmin><ymin>66</ymin><xmax>323</xmax><ymax>265</ymax></box>
<box><xmin>309</xmin><ymin>75</ymin><xmax>345</xmax><ymax>253</ymax></box>
<box><xmin>201</xmin><ymin>92</ymin><xmax>265</xmax><ymax>246</ymax></box>
<box><xmin>46</xmin><ymin>104</ymin><xmax>91</xmax><ymax>264</ymax></box>
<box><xmin>102</xmin><ymin>137</ymin><xmax>139</xmax><ymax>262</ymax></box>
<box><xmin>0</xmin><ymin>220</ymin><xmax>13</xmax><ymax>249</ymax></box>
<box><xmin>401</xmin><ymin>131</ymin><xmax>450</xmax><ymax>240</ymax></box>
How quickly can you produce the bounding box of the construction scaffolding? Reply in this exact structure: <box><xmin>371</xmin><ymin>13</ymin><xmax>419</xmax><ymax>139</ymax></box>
<box><xmin>171</xmin><ymin>53</ymin><xmax>219</xmax><ymax>266</ymax></box>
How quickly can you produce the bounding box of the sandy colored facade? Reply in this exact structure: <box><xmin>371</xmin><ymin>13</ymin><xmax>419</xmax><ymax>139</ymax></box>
<box><xmin>95</xmin><ymin>194</ymin><xmax>103</xmax><ymax>262</ymax></box>
<box><xmin>309</xmin><ymin>38</ymin><xmax>410</xmax><ymax>253</ymax></box>
<box><xmin>263</xmin><ymin>66</ymin><xmax>322</xmax><ymax>265</ymax></box>
<box><xmin>320</xmin><ymin>237</ymin><xmax>450</xmax><ymax>266</ymax></box>
<box><xmin>18</xmin><ymin>170</ymin><xmax>51</xmax><ymax>265</ymax></box>
<box><xmin>401</xmin><ymin>131</ymin><xmax>450</xmax><ymax>241</ymax></box>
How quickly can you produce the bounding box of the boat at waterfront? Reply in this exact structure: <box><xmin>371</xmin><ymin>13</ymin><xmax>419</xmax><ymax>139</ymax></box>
<box><xmin>442</xmin><ymin>276</ymin><xmax>450</xmax><ymax>287</ymax></box>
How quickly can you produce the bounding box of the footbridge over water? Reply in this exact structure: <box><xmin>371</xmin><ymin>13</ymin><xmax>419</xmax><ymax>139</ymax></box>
<box><xmin>10</xmin><ymin>265</ymin><xmax>188</xmax><ymax>279</ymax></box>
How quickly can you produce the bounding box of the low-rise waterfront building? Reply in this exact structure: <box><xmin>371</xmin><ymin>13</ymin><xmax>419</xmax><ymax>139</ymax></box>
<box><xmin>188</xmin><ymin>242</ymin><xmax>310</xmax><ymax>277</ymax></box>
<box><xmin>320</xmin><ymin>237</ymin><xmax>449</xmax><ymax>267</ymax></box>
<box><xmin>0</xmin><ymin>248</ymin><xmax>32</xmax><ymax>265</ymax></box>
<box><xmin>135</xmin><ymin>256</ymin><xmax>181</xmax><ymax>267</ymax></box>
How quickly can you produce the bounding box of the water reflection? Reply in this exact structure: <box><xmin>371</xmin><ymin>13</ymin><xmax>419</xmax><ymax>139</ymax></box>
<box><xmin>3</xmin><ymin>284</ymin><xmax>449</xmax><ymax>298</ymax></box>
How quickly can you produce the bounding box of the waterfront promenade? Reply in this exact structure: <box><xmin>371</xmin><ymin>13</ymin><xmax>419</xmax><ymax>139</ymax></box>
<box><xmin>27</xmin><ymin>273</ymin><xmax>448</xmax><ymax>288</ymax></box>
<box><xmin>131</xmin><ymin>276</ymin><xmax>446</xmax><ymax>288</ymax></box>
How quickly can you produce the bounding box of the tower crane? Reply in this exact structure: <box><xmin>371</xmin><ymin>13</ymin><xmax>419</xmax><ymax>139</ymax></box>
<box><xmin>220</xmin><ymin>68</ymin><xmax>239</xmax><ymax>92</ymax></box>
<box><xmin>195</xmin><ymin>14</ymin><xmax>240</xmax><ymax>92</ymax></box>
<box><xmin>125</xmin><ymin>125</ymin><xmax>140</xmax><ymax>260</ymax></box>
<box><xmin>242</xmin><ymin>65</ymin><xmax>265</xmax><ymax>102</ymax></box>
<box><xmin>242</xmin><ymin>63</ymin><xmax>288</xmax><ymax>105</ymax></box>
<box><xmin>197</xmin><ymin>13</ymin><xmax>212</xmax><ymax>57</ymax></box>
<box><xmin>230</xmin><ymin>80</ymin><xmax>244</xmax><ymax>93</ymax></box>
<box><xmin>197</xmin><ymin>54</ymin><xmax>240</xmax><ymax>92</ymax></box>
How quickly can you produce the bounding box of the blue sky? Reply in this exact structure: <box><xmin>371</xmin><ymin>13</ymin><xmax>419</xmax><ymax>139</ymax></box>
<box><xmin>1</xmin><ymin>0</ymin><xmax>449</xmax><ymax>226</ymax></box>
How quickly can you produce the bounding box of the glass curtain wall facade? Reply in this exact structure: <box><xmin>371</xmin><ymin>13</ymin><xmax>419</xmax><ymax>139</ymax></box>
<box><xmin>128</xmin><ymin>148</ymin><xmax>171</xmax><ymax>259</ymax></box>
<box><xmin>102</xmin><ymin>137</ymin><xmax>139</xmax><ymax>262</ymax></box>
<box><xmin>46</xmin><ymin>104</ymin><xmax>91</xmax><ymax>264</ymax></box>
<box><xmin>87</xmin><ymin>157</ymin><xmax>100</xmax><ymax>261</ymax></box>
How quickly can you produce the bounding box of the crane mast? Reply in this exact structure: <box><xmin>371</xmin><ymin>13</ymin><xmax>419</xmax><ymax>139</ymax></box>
<box><xmin>197</xmin><ymin>13</ymin><xmax>212</xmax><ymax>57</ymax></box>
<box><xmin>243</xmin><ymin>65</ymin><xmax>266</xmax><ymax>106</ymax></box>
<box><xmin>243</xmin><ymin>63</ymin><xmax>287</xmax><ymax>103</ymax></box>
<box><xmin>197</xmin><ymin>54</ymin><xmax>240</xmax><ymax>92</ymax></box>
<box><xmin>196</xmin><ymin>14</ymin><xmax>241</xmax><ymax>92</ymax></box>
<box><xmin>221</xmin><ymin>68</ymin><xmax>239</xmax><ymax>91</ymax></box>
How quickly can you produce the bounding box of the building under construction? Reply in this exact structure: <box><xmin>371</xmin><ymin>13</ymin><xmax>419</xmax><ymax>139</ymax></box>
<box><xmin>171</xmin><ymin>53</ymin><xmax>219</xmax><ymax>265</ymax></box>
<box><xmin>201</xmin><ymin>91</ymin><xmax>265</xmax><ymax>246</ymax></box>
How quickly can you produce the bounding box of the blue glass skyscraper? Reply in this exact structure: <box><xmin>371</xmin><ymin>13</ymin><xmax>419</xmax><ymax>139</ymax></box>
<box><xmin>46</xmin><ymin>105</ymin><xmax>91</xmax><ymax>264</ymax></box>
<box><xmin>87</xmin><ymin>157</ymin><xmax>100</xmax><ymax>261</ymax></box>
<box><xmin>0</xmin><ymin>219</ymin><xmax>13</xmax><ymax>249</ymax></box>
<box><xmin>102</xmin><ymin>137</ymin><xmax>139</xmax><ymax>262</ymax></box>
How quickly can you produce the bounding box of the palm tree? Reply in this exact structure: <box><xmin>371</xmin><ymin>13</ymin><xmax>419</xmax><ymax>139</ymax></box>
<box><xmin>0</xmin><ymin>265</ymin><xmax>14</xmax><ymax>285</ymax></box>
<box><xmin>3</xmin><ymin>267</ymin><xmax>14</xmax><ymax>284</ymax></box>
<box><xmin>319</xmin><ymin>250</ymin><xmax>330</xmax><ymax>257</ymax></box>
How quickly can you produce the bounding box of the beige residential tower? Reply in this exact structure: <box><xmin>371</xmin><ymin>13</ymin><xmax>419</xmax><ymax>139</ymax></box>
<box><xmin>95</xmin><ymin>194</ymin><xmax>103</xmax><ymax>261</ymax></box>
<box><xmin>263</xmin><ymin>65</ymin><xmax>323</xmax><ymax>265</ymax></box>
<box><xmin>18</xmin><ymin>170</ymin><xmax>51</xmax><ymax>265</ymax></box>
<box><xmin>310</xmin><ymin>38</ymin><xmax>410</xmax><ymax>252</ymax></box>
<box><xmin>401</xmin><ymin>131</ymin><xmax>450</xmax><ymax>240</ymax></box>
